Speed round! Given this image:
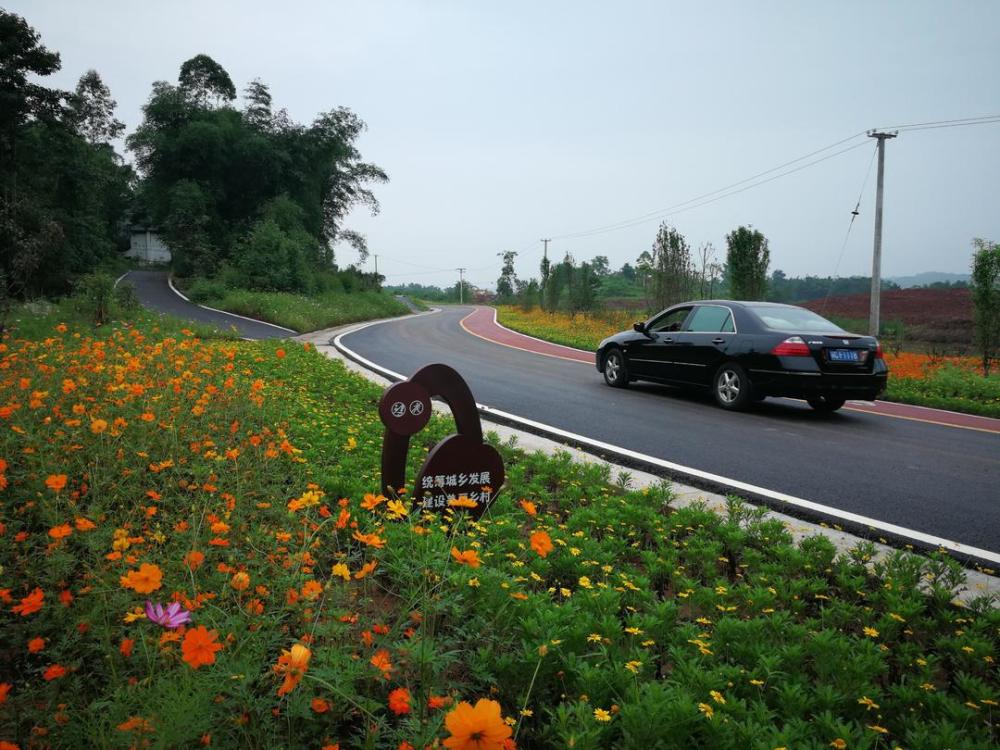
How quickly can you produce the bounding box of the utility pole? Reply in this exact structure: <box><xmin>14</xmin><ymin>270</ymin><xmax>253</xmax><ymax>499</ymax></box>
<box><xmin>867</xmin><ymin>130</ymin><xmax>897</xmax><ymax>337</ymax></box>
<box><xmin>457</xmin><ymin>267</ymin><xmax>466</xmax><ymax>304</ymax></box>
<box><xmin>540</xmin><ymin>238</ymin><xmax>550</xmax><ymax>260</ymax></box>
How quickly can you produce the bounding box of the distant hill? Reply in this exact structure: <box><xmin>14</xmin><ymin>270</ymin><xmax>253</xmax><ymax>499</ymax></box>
<box><xmin>887</xmin><ymin>271</ymin><xmax>970</xmax><ymax>288</ymax></box>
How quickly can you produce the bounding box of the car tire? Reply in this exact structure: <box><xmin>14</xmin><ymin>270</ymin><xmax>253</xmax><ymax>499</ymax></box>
<box><xmin>603</xmin><ymin>348</ymin><xmax>629</xmax><ymax>388</ymax></box>
<box><xmin>713</xmin><ymin>362</ymin><xmax>752</xmax><ymax>410</ymax></box>
<box><xmin>807</xmin><ymin>396</ymin><xmax>846</xmax><ymax>413</ymax></box>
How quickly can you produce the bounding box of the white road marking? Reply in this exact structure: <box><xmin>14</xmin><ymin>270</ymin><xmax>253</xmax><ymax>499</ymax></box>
<box><xmin>165</xmin><ymin>275</ymin><xmax>298</xmax><ymax>334</ymax></box>
<box><xmin>334</xmin><ymin>312</ymin><xmax>1000</xmax><ymax>567</ymax></box>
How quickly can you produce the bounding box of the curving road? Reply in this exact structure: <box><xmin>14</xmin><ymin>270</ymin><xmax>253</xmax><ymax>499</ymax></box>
<box><xmin>126</xmin><ymin>275</ymin><xmax>1000</xmax><ymax>562</ymax></box>
<box><xmin>123</xmin><ymin>271</ymin><xmax>291</xmax><ymax>339</ymax></box>
<box><xmin>339</xmin><ymin>306</ymin><xmax>1000</xmax><ymax>559</ymax></box>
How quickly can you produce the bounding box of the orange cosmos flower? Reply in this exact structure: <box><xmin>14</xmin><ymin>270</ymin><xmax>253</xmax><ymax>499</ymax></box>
<box><xmin>352</xmin><ymin>531</ymin><xmax>386</xmax><ymax>549</ymax></box>
<box><xmin>74</xmin><ymin>517</ymin><xmax>96</xmax><ymax>532</ymax></box>
<box><xmin>354</xmin><ymin>560</ymin><xmax>378</xmax><ymax>580</ymax></box>
<box><xmin>27</xmin><ymin>637</ymin><xmax>45</xmax><ymax>653</ymax></box>
<box><xmin>301</xmin><ymin>580</ymin><xmax>323</xmax><ymax>600</ymax></box>
<box><xmin>449</xmin><ymin>496</ymin><xmax>478</xmax><ymax>509</ymax></box>
<box><xmin>451</xmin><ymin>548</ymin><xmax>481</xmax><ymax>568</ymax></box>
<box><xmin>141</xmin><ymin>412</ymin><xmax>156</xmax><ymax>422</ymax></box>
<box><xmin>370</xmin><ymin>649</ymin><xmax>393</xmax><ymax>679</ymax></box>
<box><xmin>181</xmin><ymin>626</ymin><xmax>222</xmax><ymax>669</ymax></box>
<box><xmin>117</xmin><ymin>716</ymin><xmax>154</xmax><ymax>733</ymax></box>
<box><xmin>120</xmin><ymin>563</ymin><xmax>163</xmax><ymax>594</ymax></box>
<box><xmin>184</xmin><ymin>550</ymin><xmax>205</xmax><ymax>571</ymax></box>
<box><xmin>519</xmin><ymin>499</ymin><xmax>537</xmax><ymax>516</ymax></box>
<box><xmin>275</xmin><ymin>349</ymin><xmax>286</xmax><ymax>359</ymax></box>
<box><xmin>443</xmin><ymin>699</ymin><xmax>512</xmax><ymax>750</ymax></box>
<box><xmin>230</xmin><ymin>572</ymin><xmax>250</xmax><ymax>591</ymax></box>
<box><xmin>274</xmin><ymin>643</ymin><xmax>311</xmax><ymax>696</ymax></box>
<box><xmin>361</xmin><ymin>493</ymin><xmax>386</xmax><ymax>510</ymax></box>
<box><xmin>0</xmin><ymin>682</ymin><xmax>10</xmax><ymax>704</ymax></box>
<box><xmin>529</xmin><ymin>531</ymin><xmax>553</xmax><ymax>558</ymax></box>
<box><xmin>45</xmin><ymin>474</ymin><xmax>68</xmax><ymax>492</ymax></box>
<box><xmin>43</xmin><ymin>664</ymin><xmax>67</xmax><ymax>681</ymax></box>
<box><xmin>48</xmin><ymin>524</ymin><xmax>73</xmax><ymax>540</ymax></box>
<box><xmin>120</xmin><ymin>638</ymin><xmax>134</xmax><ymax>657</ymax></box>
<box><xmin>90</xmin><ymin>419</ymin><xmax>108</xmax><ymax>434</ymax></box>
<box><xmin>428</xmin><ymin>695</ymin><xmax>452</xmax><ymax>710</ymax></box>
<box><xmin>12</xmin><ymin>588</ymin><xmax>44</xmax><ymax>616</ymax></box>
<box><xmin>388</xmin><ymin>687</ymin><xmax>412</xmax><ymax>715</ymax></box>
<box><xmin>311</xmin><ymin>698</ymin><xmax>331</xmax><ymax>713</ymax></box>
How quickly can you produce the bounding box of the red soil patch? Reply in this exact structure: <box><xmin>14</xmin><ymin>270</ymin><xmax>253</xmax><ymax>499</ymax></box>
<box><xmin>801</xmin><ymin>288</ymin><xmax>973</xmax><ymax>327</ymax></box>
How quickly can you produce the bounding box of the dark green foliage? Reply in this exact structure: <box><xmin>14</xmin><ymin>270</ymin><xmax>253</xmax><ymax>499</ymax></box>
<box><xmin>541</xmin><ymin>254</ymin><xmax>600</xmax><ymax>313</ymax></box>
<box><xmin>639</xmin><ymin>223</ymin><xmax>695</xmax><ymax>310</ymax></box>
<box><xmin>74</xmin><ymin>271</ymin><xmax>115</xmax><ymax>325</ymax></box>
<box><xmin>767</xmin><ymin>270</ymin><xmax>900</xmax><ymax>304</ymax></box>
<box><xmin>496</xmin><ymin>250</ymin><xmax>518</xmax><ymax>302</ymax></box>
<box><xmin>970</xmin><ymin>237</ymin><xmax>1000</xmax><ymax>376</ymax></box>
<box><xmin>0</xmin><ymin>10</ymin><xmax>132</xmax><ymax>302</ymax></box>
<box><xmin>128</xmin><ymin>61</ymin><xmax>387</xmax><ymax>286</ymax></box>
<box><xmin>726</xmin><ymin>225</ymin><xmax>770</xmax><ymax>300</ymax></box>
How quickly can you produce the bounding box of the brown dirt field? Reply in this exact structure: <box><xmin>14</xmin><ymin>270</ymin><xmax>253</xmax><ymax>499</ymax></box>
<box><xmin>801</xmin><ymin>288</ymin><xmax>974</xmax><ymax>352</ymax></box>
<box><xmin>801</xmin><ymin>288</ymin><xmax>972</xmax><ymax>325</ymax></box>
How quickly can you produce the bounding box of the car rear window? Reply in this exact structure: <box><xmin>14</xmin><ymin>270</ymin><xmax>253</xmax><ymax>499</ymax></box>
<box><xmin>747</xmin><ymin>305</ymin><xmax>845</xmax><ymax>333</ymax></box>
<box><xmin>686</xmin><ymin>305</ymin><xmax>735</xmax><ymax>332</ymax></box>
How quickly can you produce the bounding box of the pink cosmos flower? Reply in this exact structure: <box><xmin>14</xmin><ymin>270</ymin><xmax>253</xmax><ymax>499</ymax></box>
<box><xmin>145</xmin><ymin>600</ymin><xmax>192</xmax><ymax>629</ymax></box>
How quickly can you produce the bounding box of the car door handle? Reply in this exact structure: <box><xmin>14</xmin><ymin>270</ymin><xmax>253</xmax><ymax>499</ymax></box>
<box><xmin>711</xmin><ymin>338</ymin><xmax>725</xmax><ymax>344</ymax></box>
<box><xmin>661</xmin><ymin>337</ymin><xmax>674</xmax><ymax>343</ymax></box>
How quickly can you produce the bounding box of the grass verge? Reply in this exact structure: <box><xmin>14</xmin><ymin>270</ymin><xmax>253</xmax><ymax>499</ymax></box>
<box><xmin>0</xmin><ymin>311</ymin><xmax>997</xmax><ymax>748</ymax></box>
<box><xmin>496</xmin><ymin>306</ymin><xmax>1000</xmax><ymax>419</ymax></box>
<box><xmin>183</xmin><ymin>283</ymin><xmax>409</xmax><ymax>333</ymax></box>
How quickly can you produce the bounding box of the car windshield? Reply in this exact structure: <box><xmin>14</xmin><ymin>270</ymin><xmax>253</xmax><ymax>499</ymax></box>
<box><xmin>747</xmin><ymin>305</ymin><xmax>846</xmax><ymax>333</ymax></box>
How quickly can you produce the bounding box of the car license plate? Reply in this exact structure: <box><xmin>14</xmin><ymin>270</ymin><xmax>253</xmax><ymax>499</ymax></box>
<box><xmin>828</xmin><ymin>349</ymin><xmax>860</xmax><ymax>362</ymax></box>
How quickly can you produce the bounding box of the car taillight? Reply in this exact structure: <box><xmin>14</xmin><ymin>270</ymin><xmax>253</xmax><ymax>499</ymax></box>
<box><xmin>771</xmin><ymin>336</ymin><xmax>811</xmax><ymax>356</ymax></box>
<box><xmin>875</xmin><ymin>342</ymin><xmax>884</xmax><ymax>359</ymax></box>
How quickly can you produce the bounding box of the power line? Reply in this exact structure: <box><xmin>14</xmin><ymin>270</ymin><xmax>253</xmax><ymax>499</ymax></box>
<box><xmin>819</xmin><ymin>143</ymin><xmax>879</xmax><ymax>317</ymax></box>
<box><xmin>546</xmin><ymin>114</ymin><xmax>1000</xmax><ymax>244</ymax></box>
<box><xmin>550</xmin><ymin>131</ymin><xmax>869</xmax><ymax>241</ymax></box>
<box><xmin>556</xmin><ymin>140</ymin><xmax>871</xmax><ymax>241</ymax></box>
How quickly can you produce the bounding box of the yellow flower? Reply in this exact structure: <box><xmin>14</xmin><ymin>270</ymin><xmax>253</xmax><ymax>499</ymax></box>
<box><xmin>331</xmin><ymin>563</ymin><xmax>350</xmax><ymax>581</ymax></box>
<box><xmin>867</xmin><ymin>724</ymin><xmax>889</xmax><ymax>734</ymax></box>
<box><xmin>467</xmin><ymin>577</ymin><xmax>480</xmax><ymax>588</ymax></box>
<box><xmin>697</xmin><ymin>702</ymin><xmax>714</xmax><ymax>719</ymax></box>
<box><xmin>593</xmin><ymin>708</ymin><xmax>611</xmax><ymax>722</ymax></box>
<box><xmin>863</xmin><ymin>626</ymin><xmax>879</xmax><ymax>638</ymax></box>
<box><xmin>578</xmin><ymin>576</ymin><xmax>593</xmax><ymax>589</ymax></box>
<box><xmin>587</xmin><ymin>633</ymin><xmax>603</xmax><ymax>643</ymax></box>
<box><xmin>829</xmin><ymin>740</ymin><xmax>847</xmax><ymax>750</ymax></box>
<box><xmin>857</xmin><ymin>696</ymin><xmax>879</xmax><ymax>711</ymax></box>
<box><xmin>386</xmin><ymin>499</ymin><xmax>409</xmax><ymax>518</ymax></box>
<box><xmin>709</xmin><ymin>690</ymin><xmax>725</xmax><ymax>704</ymax></box>
<box><xmin>625</xmin><ymin>660</ymin><xmax>642</xmax><ymax>674</ymax></box>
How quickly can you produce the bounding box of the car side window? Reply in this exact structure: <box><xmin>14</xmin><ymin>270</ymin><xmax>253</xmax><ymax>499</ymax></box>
<box><xmin>686</xmin><ymin>305</ymin><xmax>735</xmax><ymax>333</ymax></box>
<box><xmin>648</xmin><ymin>308</ymin><xmax>691</xmax><ymax>333</ymax></box>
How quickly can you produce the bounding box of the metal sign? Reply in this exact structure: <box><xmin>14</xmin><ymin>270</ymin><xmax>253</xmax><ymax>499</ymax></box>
<box><xmin>378</xmin><ymin>364</ymin><xmax>505</xmax><ymax>518</ymax></box>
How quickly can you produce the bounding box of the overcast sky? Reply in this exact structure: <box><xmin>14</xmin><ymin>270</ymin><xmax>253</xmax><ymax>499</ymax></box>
<box><xmin>11</xmin><ymin>1</ymin><xmax>1000</xmax><ymax>290</ymax></box>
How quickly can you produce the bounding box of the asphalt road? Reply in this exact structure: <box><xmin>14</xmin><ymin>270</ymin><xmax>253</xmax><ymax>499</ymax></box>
<box><xmin>123</xmin><ymin>271</ymin><xmax>290</xmax><ymax>339</ymax></box>
<box><xmin>341</xmin><ymin>306</ymin><xmax>1000</xmax><ymax>557</ymax></box>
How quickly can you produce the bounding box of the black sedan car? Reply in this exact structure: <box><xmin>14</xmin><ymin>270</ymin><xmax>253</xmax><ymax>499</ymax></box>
<box><xmin>596</xmin><ymin>300</ymin><xmax>888</xmax><ymax>411</ymax></box>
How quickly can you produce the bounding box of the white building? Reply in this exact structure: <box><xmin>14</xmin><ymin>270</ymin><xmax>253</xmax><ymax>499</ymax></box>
<box><xmin>126</xmin><ymin>227</ymin><xmax>171</xmax><ymax>264</ymax></box>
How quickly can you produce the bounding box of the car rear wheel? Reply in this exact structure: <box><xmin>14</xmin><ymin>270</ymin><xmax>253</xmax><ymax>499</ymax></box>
<box><xmin>807</xmin><ymin>396</ymin><xmax>846</xmax><ymax>412</ymax></box>
<box><xmin>603</xmin><ymin>349</ymin><xmax>629</xmax><ymax>388</ymax></box>
<box><xmin>713</xmin><ymin>363</ymin><xmax>752</xmax><ymax>410</ymax></box>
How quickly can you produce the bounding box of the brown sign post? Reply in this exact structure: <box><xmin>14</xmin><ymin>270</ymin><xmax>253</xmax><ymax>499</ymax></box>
<box><xmin>378</xmin><ymin>364</ymin><xmax>505</xmax><ymax>518</ymax></box>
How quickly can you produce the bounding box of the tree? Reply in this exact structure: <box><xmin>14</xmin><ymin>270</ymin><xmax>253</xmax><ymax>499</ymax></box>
<box><xmin>496</xmin><ymin>250</ymin><xmax>517</xmax><ymax>302</ymax></box>
<box><xmin>590</xmin><ymin>255</ymin><xmax>610</xmax><ymax>277</ymax></box>
<box><xmin>970</xmin><ymin>237</ymin><xmax>1000</xmax><ymax>377</ymax></box>
<box><xmin>178</xmin><ymin>54</ymin><xmax>236</xmax><ymax>107</ymax></box>
<box><xmin>647</xmin><ymin>223</ymin><xmax>693</xmax><ymax>310</ymax></box>
<box><xmin>68</xmin><ymin>70</ymin><xmax>124</xmax><ymax>144</ymax></box>
<box><xmin>1</xmin><ymin>10</ymin><xmax>131</xmax><ymax>301</ymax></box>
<box><xmin>726</xmin><ymin>225</ymin><xmax>770</xmax><ymax>300</ymax></box>
<box><xmin>243</xmin><ymin>78</ymin><xmax>273</xmax><ymax>130</ymax></box>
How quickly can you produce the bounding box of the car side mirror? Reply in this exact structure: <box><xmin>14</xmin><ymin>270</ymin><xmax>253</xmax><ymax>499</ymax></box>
<box><xmin>633</xmin><ymin>321</ymin><xmax>646</xmax><ymax>334</ymax></box>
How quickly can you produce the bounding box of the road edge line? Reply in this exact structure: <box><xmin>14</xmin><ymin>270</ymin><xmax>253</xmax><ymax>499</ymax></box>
<box><xmin>165</xmin><ymin>275</ymin><xmax>299</xmax><ymax>334</ymax></box>
<box><xmin>334</xmin><ymin>314</ymin><xmax>1000</xmax><ymax>571</ymax></box>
